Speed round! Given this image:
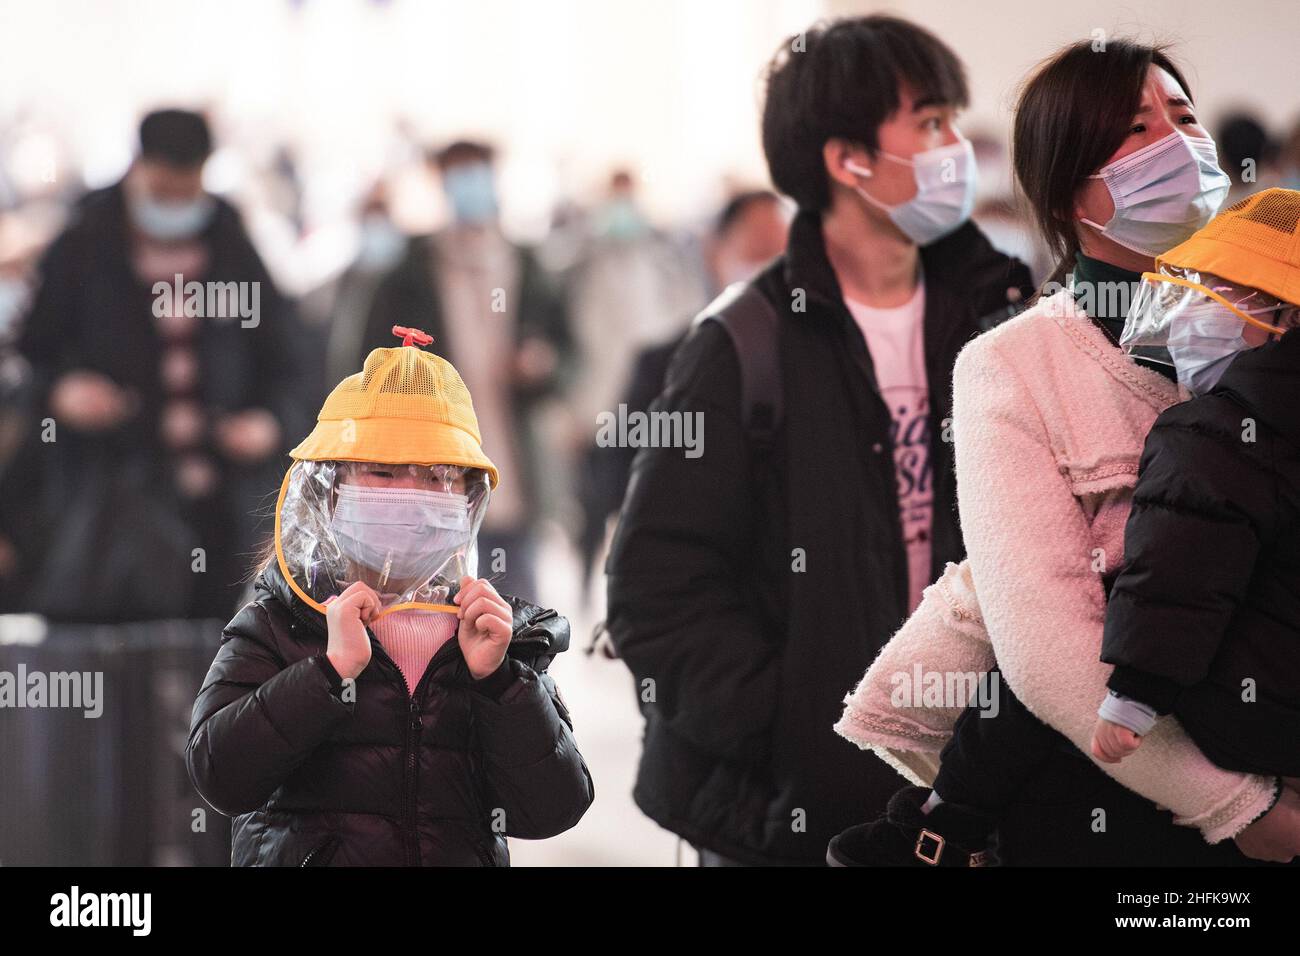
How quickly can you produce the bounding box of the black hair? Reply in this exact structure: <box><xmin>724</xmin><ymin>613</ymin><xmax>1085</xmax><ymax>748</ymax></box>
<box><xmin>138</xmin><ymin>109</ymin><xmax>212</xmax><ymax>168</ymax></box>
<box><xmin>1012</xmin><ymin>39</ymin><xmax>1193</xmax><ymax>287</ymax></box>
<box><xmin>760</xmin><ymin>15</ymin><xmax>969</xmax><ymax>212</ymax></box>
<box><xmin>1218</xmin><ymin>113</ymin><xmax>1276</xmax><ymax>175</ymax></box>
<box><xmin>430</xmin><ymin>140</ymin><xmax>496</xmax><ymax>170</ymax></box>
<box><xmin>714</xmin><ymin>189</ymin><xmax>779</xmax><ymax>236</ymax></box>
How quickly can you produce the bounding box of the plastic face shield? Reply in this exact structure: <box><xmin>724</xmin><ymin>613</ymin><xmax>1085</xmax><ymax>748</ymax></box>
<box><xmin>274</xmin><ymin>460</ymin><xmax>491</xmax><ymax>617</ymax></box>
<box><xmin>1119</xmin><ymin>265</ymin><xmax>1300</xmax><ymax>368</ymax></box>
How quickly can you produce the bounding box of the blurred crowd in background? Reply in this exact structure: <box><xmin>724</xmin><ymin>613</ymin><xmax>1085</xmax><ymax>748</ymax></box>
<box><xmin>2</xmin><ymin>0</ymin><xmax>1300</xmax><ymax>868</ymax></box>
<box><xmin>1</xmin><ymin>103</ymin><xmax>1298</xmax><ymax>627</ymax></box>
<box><xmin>0</xmin><ymin>108</ymin><xmax>794</xmax><ymax>621</ymax></box>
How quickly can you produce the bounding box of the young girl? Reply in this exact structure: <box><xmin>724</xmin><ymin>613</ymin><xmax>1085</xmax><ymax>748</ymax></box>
<box><xmin>186</xmin><ymin>327</ymin><xmax>593</xmax><ymax>865</ymax></box>
<box><xmin>1092</xmin><ymin>190</ymin><xmax>1300</xmax><ymax>795</ymax></box>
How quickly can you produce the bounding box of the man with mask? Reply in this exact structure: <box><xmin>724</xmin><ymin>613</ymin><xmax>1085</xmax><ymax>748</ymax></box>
<box><xmin>14</xmin><ymin>108</ymin><xmax>304</xmax><ymax>621</ymax></box>
<box><xmin>363</xmin><ymin>140</ymin><xmax>571</xmax><ymax>602</ymax></box>
<box><xmin>606</xmin><ymin>15</ymin><xmax>1033</xmax><ymax>866</ymax></box>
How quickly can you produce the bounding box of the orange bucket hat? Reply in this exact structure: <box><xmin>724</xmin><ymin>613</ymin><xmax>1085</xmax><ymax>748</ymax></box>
<box><xmin>1155</xmin><ymin>188</ymin><xmax>1300</xmax><ymax>310</ymax></box>
<box><xmin>289</xmin><ymin>325</ymin><xmax>499</xmax><ymax>486</ymax></box>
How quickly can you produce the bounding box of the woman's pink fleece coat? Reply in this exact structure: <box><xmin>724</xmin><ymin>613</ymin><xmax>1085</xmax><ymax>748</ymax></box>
<box><xmin>835</xmin><ymin>290</ymin><xmax>1277</xmax><ymax>844</ymax></box>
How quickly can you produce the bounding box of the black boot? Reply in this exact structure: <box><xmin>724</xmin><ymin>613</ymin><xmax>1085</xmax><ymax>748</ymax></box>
<box><xmin>827</xmin><ymin>786</ymin><xmax>997</xmax><ymax>867</ymax></box>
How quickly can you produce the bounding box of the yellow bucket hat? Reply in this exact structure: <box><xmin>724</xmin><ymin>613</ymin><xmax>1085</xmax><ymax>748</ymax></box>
<box><xmin>289</xmin><ymin>325</ymin><xmax>499</xmax><ymax>486</ymax></box>
<box><xmin>1156</xmin><ymin>188</ymin><xmax>1300</xmax><ymax>308</ymax></box>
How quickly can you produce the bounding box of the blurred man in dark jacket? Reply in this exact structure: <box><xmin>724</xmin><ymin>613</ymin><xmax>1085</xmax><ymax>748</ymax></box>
<box><xmin>11</xmin><ymin>109</ymin><xmax>306</xmax><ymax>621</ymax></box>
<box><xmin>576</xmin><ymin>189</ymin><xmax>789</xmax><ymax>597</ymax></box>
<box><xmin>363</xmin><ymin>141</ymin><xmax>571</xmax><ymax>602</ymax></box>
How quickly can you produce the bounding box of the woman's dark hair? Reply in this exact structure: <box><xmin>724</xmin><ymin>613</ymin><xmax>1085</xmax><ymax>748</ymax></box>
<box><xmin>761</xmin><ymin>15</ymin><xmax>969</xmax><ymax>212</ymax></box>
<box><xmin>1012</xmin><ymin>39</ymin><xmax>1193</xmax><ymax>287</ymax></box>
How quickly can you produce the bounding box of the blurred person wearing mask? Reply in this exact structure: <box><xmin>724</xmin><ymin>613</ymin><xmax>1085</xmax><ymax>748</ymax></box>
<box><xmin>1091</xmin><ymin>191</ymin><xmax>1300</xmax><ymax>809</ymax></box>
<box><xmin>564</xmin><ymin>169</ymin><xmax>707</xmax><ymax>454</ymax></box>
<box><xmin>1218</xmin><ymin>112</ymin><xmax>1281</xmax><ymax>204</ymax></box>
<box><xmin>186</xmin><ymin>328</ymin><xmax>593</xmax><ymax>865</ymax></box>
<box><xmin>606</xmin><ymin>16</ymin><xmax>1033</xmax><ymax>866</ymax></box>
<box><xmin>363</xmin><ymin>141</ymin><xmax>571</xmax><ymax>603</ymax></box>
<box><xmin>576</xmin><ymin>190</ymin><xmax>788</xmax><ymax>602</ymax></box>
<box><xmin>1280</xmin><ymin>118</ymin><xmax>1300</xmax><ymax>190</ymax></box>
<box><xmin>299</xmin><ymin>184</ymin><xmax>409</xmax><ymax>399</ymax></box>
<box><xmin>14</xmin><ymin>108</ymin><xmax>305</xmax><ymax>621</ymax></box>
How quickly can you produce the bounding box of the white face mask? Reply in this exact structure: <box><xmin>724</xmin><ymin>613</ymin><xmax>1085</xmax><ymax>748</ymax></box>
<box><xmin>129</xmin><ymin>193</ymin><xmax>216</xmax><ymax>241</ymax></box>
<box><xmin>329</xmin><ymin>484</ymin><xmax>473</xmax><ymax>591</ymax></box>
<box><xmin>844</xmin><ymin>135</ymin><xmax>978</xmax><ymax>245</ymax></box>
<box><xmin>1166</xmin><ymin>299</ymin><xmax>1276</xmax><ymax>396</ymax></box>
<box><xmin>1081</xmin><ymin>132</ymin><xmax>1231</xmax><ymax>257</ymax></box>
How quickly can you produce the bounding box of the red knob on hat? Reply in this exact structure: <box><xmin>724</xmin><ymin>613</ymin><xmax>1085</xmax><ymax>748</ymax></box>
<box><xmin>392</xmin><ymin>325</ymin><xmax>434</xmax><ymax>348</ymax></box>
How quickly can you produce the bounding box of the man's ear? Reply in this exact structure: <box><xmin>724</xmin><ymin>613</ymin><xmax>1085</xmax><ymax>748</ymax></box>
<box><xmin>824</xmin><ymin>139</ymin><xmax>870</xmax><ymax>189</ymax></box>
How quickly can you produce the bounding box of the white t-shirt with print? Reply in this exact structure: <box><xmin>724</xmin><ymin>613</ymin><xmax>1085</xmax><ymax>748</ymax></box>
<box><xmin>845</xmin><ymin>284</ymin><xmax>933</xmax><ymax>615</ymax></box>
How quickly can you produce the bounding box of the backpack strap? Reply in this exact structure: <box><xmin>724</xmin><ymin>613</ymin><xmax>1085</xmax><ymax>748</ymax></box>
<box><xmin>693</xmin><ymin>282</ymin><xmax>783</xmax><ymax>453</ymax></box>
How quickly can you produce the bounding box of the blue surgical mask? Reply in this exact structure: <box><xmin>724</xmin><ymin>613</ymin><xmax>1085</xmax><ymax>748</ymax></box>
<box><xmin>1081</xmin><ymin>132</ymin><xmax>1230</xmax><ymax>257</ymax></box>
<box><xmin>442</xmin><ymin>162</ymin><xmax>498</xmax><ymax>225</ymax></box>
<box><xmin>1166</xmin><ymin>299</ymin><xmax>1273</xmax><ymax>396</ymax></box>
<box><xmin>845</xmin><ymin>136</ymin><xmax>978</xmax><ymax>245</ymax></box>
<box><xmin>356</xmin><ymin>216</ymin><xmax>407</xmax><ymax>270</ymax></box>
<box><xmin>128</xmin><ymin>193</ymin><xmax>215</xmax><ymax>241</ymax></box>
<box><xmin>601</xmin><ymin>198</ymin><xmax>649</xmax><ymax>240</ymax></box>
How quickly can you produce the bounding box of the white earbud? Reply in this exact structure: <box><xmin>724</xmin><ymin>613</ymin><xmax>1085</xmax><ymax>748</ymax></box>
<box><xmin>844</xmin><ymin>159</ymin><xmax>873</xmax><ymax>179</ymax></box>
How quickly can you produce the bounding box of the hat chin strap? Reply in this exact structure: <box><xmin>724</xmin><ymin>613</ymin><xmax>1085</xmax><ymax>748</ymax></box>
<box><xmin>1142</xmin><ymin>272</ymin><xmax>1293</xmax><ymax>335</ymax></box>
<box><xmin>274</xmin><ymin>463</ymin><xmax>465</xmax><ymax>619</ymax></box>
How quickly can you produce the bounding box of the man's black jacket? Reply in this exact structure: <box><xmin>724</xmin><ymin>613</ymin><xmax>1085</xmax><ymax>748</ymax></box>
<box><xmin>606</xmin><ymin>209</ymin><xmax>1033</xmax><ymax>864</ymax></box>
<box><xmin>8</xmin><ymin>181</ymin><xmax>307</xmax><ymax>620</ymax></box>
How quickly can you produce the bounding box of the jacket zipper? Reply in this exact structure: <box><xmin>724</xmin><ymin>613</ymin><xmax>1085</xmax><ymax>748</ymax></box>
<box><xmin>285</xmin><ymin>592</ymin><xmax>555</xmax><ymax>867</ymax></box>
<box><xmin>400</xmin><ymin>639</ymin><xmax>468</xmax><ymax>867</ymax></box>
<box><xmin>300</xmin><ymin>835</ymin><xmax>339</xmax><ymax>867</ymax></box>
<box><xmin>404</xmin><ymin>696</ymin><xmax>421</xmax><ymax>867</ymax></box>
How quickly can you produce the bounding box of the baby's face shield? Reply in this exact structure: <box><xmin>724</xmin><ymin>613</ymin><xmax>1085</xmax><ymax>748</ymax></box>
<box><xmin>274</xmin><ymin>460</ymin><xmax>491</xmax><ymax>617</ymax></box>
<box><xmin>1119</xmin><ymin>266</ymin><xmax>1300</xmax><ymax>393</ymax></box>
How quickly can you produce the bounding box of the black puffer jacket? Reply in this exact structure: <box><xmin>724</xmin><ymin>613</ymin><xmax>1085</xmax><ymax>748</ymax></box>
<box><xmin>1103</xmin><ymin>328</ymin><xmax>1300</xmax><ymax>777</ymax></box>
<box><xmin>186</xmin><ymin>561</ymin><xmax>594</xmax><ymax>865</ymax></box>
<box><xmin>606</xmin><ymin>211</ymin><xmax>1033</xmax><ymax>864</ymax></box>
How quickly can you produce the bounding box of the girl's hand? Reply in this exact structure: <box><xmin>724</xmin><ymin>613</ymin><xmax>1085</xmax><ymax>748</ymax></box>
<box><xmin>325</xmin><ymin>581</ymin><xmax>380</xmax><ymax>680</ymax></box>
<box><xmin>1090</xmin><ymin>717</ymin><xmax>1142</xmax><ymax>763</ymax></box>
<box><xmin>454</xmin><ymin>576</ymin><xmax>512</xmax><ymax>679</ymax></box>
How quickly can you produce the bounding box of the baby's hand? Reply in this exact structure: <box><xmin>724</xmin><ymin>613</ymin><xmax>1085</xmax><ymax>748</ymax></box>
<box><xmin>1090</xmin><ymin>717</ymin><xmax>1142</xmax><ymax>764</ymax></box>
